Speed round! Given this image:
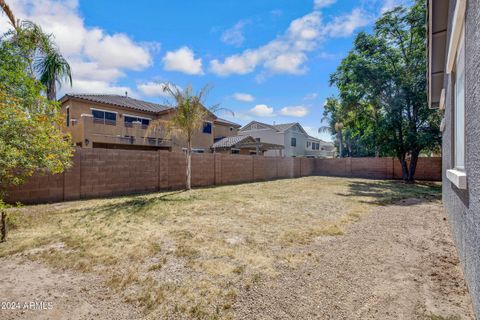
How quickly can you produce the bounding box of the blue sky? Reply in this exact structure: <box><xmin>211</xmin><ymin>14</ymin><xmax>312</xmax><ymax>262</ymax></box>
<box><xmin>0</xmin><ymin>0</ymin><xmax>408</xmax><ymax>141</ymax></box>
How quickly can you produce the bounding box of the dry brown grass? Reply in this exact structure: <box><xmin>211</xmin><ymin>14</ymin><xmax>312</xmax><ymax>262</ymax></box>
<box><xmin>0</xmin><ymin>177</ymin><xmax>441</xmax><ymax>319</ymax></box>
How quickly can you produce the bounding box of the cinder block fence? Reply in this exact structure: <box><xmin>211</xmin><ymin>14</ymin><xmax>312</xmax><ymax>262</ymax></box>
<box><xmin>5</xmin><ymin>148</ymin><xmax>441</xmax><ymax>204</ymax></box>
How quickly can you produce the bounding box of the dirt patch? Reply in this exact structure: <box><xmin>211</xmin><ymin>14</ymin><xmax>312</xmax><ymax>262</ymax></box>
<box><xmin>233</xmin><ymin>200</ymin><xmax>474</xmax><ymax>320</ymax></box>
<box><xmin>0</xmin><ymin>256</ymin><xmax>142</xmax><ymax>320</ymax></box>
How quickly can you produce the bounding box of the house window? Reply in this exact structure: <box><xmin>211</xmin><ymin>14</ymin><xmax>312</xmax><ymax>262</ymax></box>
<box><xmin>66</xmin><ymin>107</ymin><xmax>70</xmax><ymax>127</ymax></box>
<box><xmin>307</xmin><ymin>141</ymin><xmax>311</xmax><ymax>148</ymax></box>
<box><xmin>229</xmin><ymin>127</ymin><xmax>233</xmax><ymax>131</ymax></box>
<box><xmin>231</xmin><ymin>149</ymin><xmax>240</xmax><ymax>154</ymax></box>
<box><xmin>249</xmin><ymin>150</ymin><xmax>257</xmax><ymax>155</ymax></box>
<box><xmin>255</xmin><ymin>137</ymin><xmax>261</xmax><ymax>142</ymax></box>
<box><xmin>291</xmin><ymin>137</ymin><xmax>296</xmax><ymax>147</ymax></box>
<box><xmin>454</xmin><ymin>25</ymin><xmax>465</xmax><ymax>170</ymax></box>
<box><xmin>92</xmin><ymin>109</ymin><xmax>117</xmax><ymax>125</ymax></box>
<box><xmin>124</xmin><ymin>115</ymin><xmax>150</xmax><ymax>128</ymax></box>
<box><xmin>203</xmin><ymin>122</ymin><xmax>212</xmax><ymax>134</ymax></box>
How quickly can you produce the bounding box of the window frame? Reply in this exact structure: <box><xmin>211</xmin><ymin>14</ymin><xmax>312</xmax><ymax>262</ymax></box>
<box><xmin>124</xmin><ymin>114</ymin><xmax>151</xmax><ymax>128</ymax></box>
<box><xmin>91</xmin><ymin>108</ymin><xmax>117</xmax><ymax>125</ymax></box>
<box><xmin>291</xmin><ymin>137</ymin><xmax>296</xmax><ymax>147</ymax></box>
<box><xmin>66</xmin><ymin>106</ymin><xmax>70</xmax><ymax>127</ymax></box>
<box><xmin>202</xmin><ymin>121</ymin><xmax>213</xmax><ymax>134</ymax></box>
<box><xmin>453</xmin><ymin>24</ymin><xmax>465</xmax><ymax>171</ymax></box>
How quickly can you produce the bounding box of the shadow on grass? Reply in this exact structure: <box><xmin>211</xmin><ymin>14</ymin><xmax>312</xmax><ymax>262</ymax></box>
<box><xmin>338</xmin><ymin>180</ymin><xmax>442</xmax><ymax>206</ymax></box>
<box><xmin>69</xmin><ymin>190</ymin><xmax>194</xmax><ymax>217</ymax></box>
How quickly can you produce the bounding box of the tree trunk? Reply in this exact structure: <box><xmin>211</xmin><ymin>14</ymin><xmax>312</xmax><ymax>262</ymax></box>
<box><xmin>337</xmin><ymin>132</ymin><xmax>343</xmax><ymax>158</ymax></box>
<box><xmin>407</xmin><ymin>149</ymin><xmax>420</xmax><ymax>183</ymax></box>
<box><xmin>47</xmin><ymin>79</ymin><xmax>57</xmax><ymax>101</ymax></box>
<box><xmin>398</xmin><ymin>154</ymin><xmax>409</xmax><ymax>183</ymax></box>
<box><xmin>1</xmin><ymin>211</ymin><xmax>6</xmax><ymax>242</ymax></box>
<box><xmin>186</xmin><ymin>134</ymin><xmax>192</xmax><ymax>190</ymax></box>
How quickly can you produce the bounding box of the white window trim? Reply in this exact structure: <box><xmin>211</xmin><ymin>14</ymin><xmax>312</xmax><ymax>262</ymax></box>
<box><xmin>439</xmin><ymin>88</ymin><xmax>446</xmax><ymax>110</ymax></box>
<box><xmin>446</xmin><ymin>169</ymin><xmax>467</xmax><ymax>189</ymax></box>
<box><xmin>445</xmin><ymin>14</ymin><xmax>467</xmax><ymax>189</ymax></box>
<box><xmin>446</xmin><ymin>0</ymin><xmax>466</xmax><ymax>74</ymax></box>
<box><xmin>90</xmin><ymin>107</ymin><xmax>118</xmax><ymax>114</ymax></box>
<box><xmin>123</xmin><ymin>114</ymin><xmax>152</xmax><ymax>120</ymax></box>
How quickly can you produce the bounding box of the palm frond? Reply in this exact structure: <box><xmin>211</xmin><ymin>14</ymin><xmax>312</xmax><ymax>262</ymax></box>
<box><xmin>0</xmin><ymin>0</ymin><xmax>17</xmax><ymax>28</ymax></box>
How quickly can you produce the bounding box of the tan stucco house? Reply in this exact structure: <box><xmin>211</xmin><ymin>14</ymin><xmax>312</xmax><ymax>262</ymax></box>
<box><xmin>60</xmin><ymin>93</ymin><xmax>240</xmax><ymax>152</ymax></box>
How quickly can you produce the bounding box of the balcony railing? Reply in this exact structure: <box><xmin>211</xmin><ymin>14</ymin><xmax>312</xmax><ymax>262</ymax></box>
<box><xmin>80</xmin><ymin>115</ymin><xmax>171</xmax><ymax>148</ymax></box>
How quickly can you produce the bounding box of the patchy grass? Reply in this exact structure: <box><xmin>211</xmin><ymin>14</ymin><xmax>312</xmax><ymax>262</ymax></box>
<box><xmin>0</xmin><ymin>177</ymin><xmax>441</xmax><ymax>319</ymax></box>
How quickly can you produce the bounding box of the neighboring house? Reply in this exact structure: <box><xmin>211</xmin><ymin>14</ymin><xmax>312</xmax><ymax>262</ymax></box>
<box><xmin>428</xmin><ymin>0</ymin><xmax>480</xmax><ymax>317</ymax></box>
<box><xmin>59</xmin><ymin>94</ymin><xmax>239</xmax><ymax>152</ymax></box>
<box><xmin>211</xmin><ymin>135</ymin><xmax>284</xmax><ymax>155</ymax></box>
<box><xmin>213</xmin><ymin>118</ymin><xmax>241</xmax><ymax>142</ymax></box>
<box><xmin>238</xmin><ymin>121</ymin><xmax>335</xmax><ymax>157</ymax></box>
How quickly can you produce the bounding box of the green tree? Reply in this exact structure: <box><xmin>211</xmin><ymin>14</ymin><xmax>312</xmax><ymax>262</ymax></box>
<box><xmin>319</xmin><ymin>97</ymin><xmax>345</xmax><ymax>157</ymax></box>
<box><xmin>152</xmin><ymin>84</ymin><xmax>226</xmax><ymax>190</ymax></box>
<box><xmin>1</xmin><ymin>1</ymin><xmax>72</xmax><ymax>100</ymax></box>
<box><xmin>0</xmin><ymin>38</ymin><xmax>73</xmax><ymax>241</ymax></box>
<box><xmin>328</xmin><ymin>0</ymin><xmax>440</xmax><ymax>182</ymax></box>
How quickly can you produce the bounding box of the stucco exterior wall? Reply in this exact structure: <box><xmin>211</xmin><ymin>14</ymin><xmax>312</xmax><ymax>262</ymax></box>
<box><xmin>284</xmin><ymin>128</ymin><xmax>308</xmax><ymax>157</ymax></box>
<box><xmin>442</xmin><ymin>0</ymin><xmax>480</xmax><ymax>316</ymax></box>
<box><xmin>61</xmin><ymin>98</ymin><xmax>231</xmax><ymax>152</ymax></box>
<box><xmin>214</xmin><ymin>123</ymin><xmax>238</xmax><ymax>140</ymax></box>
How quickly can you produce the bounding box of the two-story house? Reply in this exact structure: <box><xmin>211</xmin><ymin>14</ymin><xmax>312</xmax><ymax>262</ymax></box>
<box><xmin>238</xmin><ymin>121</ymin><xmax>335</xmax><ymax>157</ymax></box>
<box><xmin>428</xmin><ymin>0</ymin><xmax>480</xmax><ymax>316</ymax></box>
<box><xmin>60</xmin><ymin>94</ymin><xmax>240</xmax><ymax>152</ymax></box>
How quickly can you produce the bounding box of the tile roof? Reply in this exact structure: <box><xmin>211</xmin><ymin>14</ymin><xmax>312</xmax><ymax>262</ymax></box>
<box><xmin>214</xmin><ymin>118</ymin><xmax>241</xmax><ymax>127</ymax></box>
<box><xmin>62</xmin><ymin>94</ymin><xmax>171</xmax><ymax>113</ymax></box>
<box><xmin>212</xmin><ymin>136</ymin><xmax>254</xmax><ymax>149</ymax></box>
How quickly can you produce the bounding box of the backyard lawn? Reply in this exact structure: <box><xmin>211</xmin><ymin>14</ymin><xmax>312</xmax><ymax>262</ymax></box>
<box><xmin>0</xmin><ymin>177</ymin><xmax>474</xmax><ymax>319</ymax></box>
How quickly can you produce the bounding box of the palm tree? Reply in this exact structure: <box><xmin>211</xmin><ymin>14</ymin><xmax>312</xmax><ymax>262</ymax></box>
<box><xmin>1</xmin><ymin>2</ymin><xmax>72</xmax><ymax>100</ymax></box>
<box><xmin>319</xmin><ymin>97</ymin><xmax>345</xmax><ymax>157</ymax></box>
<box><xmin>35</xmin><ymin>48</ymin><xmax>72</xmax><ymax>100</ymax></box>
<box><xmin>0</xmin><ymin>0</ymin><xmax>17</xmax><ymax>29</ymax></box>
<box><xmin>153</xmin><ymin>84</ymin><xmax>227</xmax><ymax>190</ymax></box>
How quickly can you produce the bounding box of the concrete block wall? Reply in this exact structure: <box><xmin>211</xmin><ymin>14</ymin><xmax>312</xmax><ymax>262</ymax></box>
<box><xmin>5</xmin><ymin>148</ymin><xmax>441</xmax><ymax>205</ymax></box>
<box><xmin>316</xmin><ymin>157</ymin><xmax>442</xmax><ymax>181</ymax></box>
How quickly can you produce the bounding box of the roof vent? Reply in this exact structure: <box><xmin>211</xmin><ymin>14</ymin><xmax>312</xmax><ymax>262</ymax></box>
<box><xmin>125</xmin><ymin>91</ymin><xmax>128</xmax><ymax>98</ymax></box>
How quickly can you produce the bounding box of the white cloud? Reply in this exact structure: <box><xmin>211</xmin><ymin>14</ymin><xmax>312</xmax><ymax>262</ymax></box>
<box><xmin>325</xmin><ymin>8</ymin><xmax>371</xmax><ymax>37</ymax></box>
<box><xmin>162</xmin><ymin>46</ymin><xmax>203</xmax><ymax>75</ymax></box>
<box><xmin>137</xmin><ymin>82</ymin><xmax>180</xmax><ymax>97</ymax></box>
<box><xmin>210</xmin><ymin>11</ymin><xmax>323</xmax><ymax>76</ymax></box>
<box><xmin>249</xmin><ymin>104</ymin><xmax>275</xmax><ymax>117</ymax></box>
<box><xmin>221</xmin><ymin>20</ymin><xmax>250</xmax><ymax>46</ymax></box>
<box><xmin>280</xmin><ymin>106</ymin><xmax>309</xmax><ymax>117</ymax></box>
<box><xmin>1</xmin><ymin>0</ymin><xmax>156</xmax><ymax>95</ymax></box>
<box><xmin>69</xmin><ymin>79</ymin><xmax>133</xmax><ymax>96</ymax></box>
<box><xmin>304</xmin><ymin>93</ymin><xmax>318</xmax><ymax>100</ymax></box>
<box><xmin>210</xmin><ymin>7</ymin><xmax>370</xmax><ymax>77</ymax></box>
<box><xmin>314</xmin><ymin>0</ymin><xmax>336</xmax><ymax>9</ymax></box>
<box><xmin>69</xmin><ymin>60</ymin><xmax>124</xmax><ymax>82</ymax></box>
<box><xmin>83</xmin><ymin>29</ymin><xmax>152</xmax><ymax>70</ymax></box>
<box><xmin>381</xmin><ymin>0</ymin><xmax>409</xmax><ymax>13</ymax></box>
<box><xmin>264</xmin><ymin>52</ymin><xmax>308</xmax><ymax>75</ymax></box>
<box><xmin>233</xmin><ymin>93</ymin><xmax>255</xmax><ymax>102</ymax></box>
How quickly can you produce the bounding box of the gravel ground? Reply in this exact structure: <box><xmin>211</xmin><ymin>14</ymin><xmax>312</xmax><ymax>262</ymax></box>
<box><xmin>0</xmin><ymin>198</ymin><xmax>474</xmax><ymax>319</ymax></box>
<box><xmin>233</xmin><ymin>199</ymin><xmax>475</xmax><ymax>320</ymax></box>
